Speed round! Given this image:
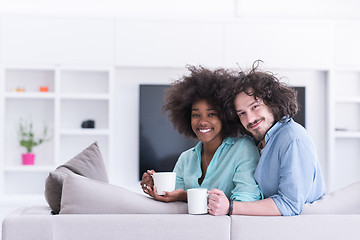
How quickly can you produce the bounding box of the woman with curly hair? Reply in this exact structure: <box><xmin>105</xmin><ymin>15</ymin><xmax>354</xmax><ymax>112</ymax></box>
<box><xmin>216</xmin><ymin>61</ymin><xmax>325</xmax><ymax>216</ymax></box>
<box><xmin>140</xmin><ymin>66</ymin><xmax>262</xmax><ymax>214</ymax></box>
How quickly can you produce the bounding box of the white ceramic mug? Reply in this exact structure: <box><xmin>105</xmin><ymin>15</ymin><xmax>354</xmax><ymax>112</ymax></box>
<box><xmin>152</xmin><ymin>172</ymin><xmax>176</xmax><ymax>195</ymax></box>
<box><xmin>187</xmin><ymin>188</ymin><xmax>208</xmax><ymax>214</ymax></box>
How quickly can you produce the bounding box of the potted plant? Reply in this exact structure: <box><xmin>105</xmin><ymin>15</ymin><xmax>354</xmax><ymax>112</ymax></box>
<box><xmin>19</xmin><ymin>118</ymin><xmax>49</xmax><ymax>165</ymax></box>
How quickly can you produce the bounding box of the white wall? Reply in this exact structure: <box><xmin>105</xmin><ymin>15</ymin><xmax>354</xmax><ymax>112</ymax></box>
<box><xmin>1</xmin><ymin>0</ymin><xmax>360</xmax><ymax>20</ymax></box>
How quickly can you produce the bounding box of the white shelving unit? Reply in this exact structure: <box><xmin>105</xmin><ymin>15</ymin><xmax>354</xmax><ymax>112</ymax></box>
<box><xmin>0</xmin><ymin>65</ymin><xmax>113</xmax><ymax>203</ymax></box>
<box><xmin>327</xmin><ymin>68</ymin><xmax>360</xmax><ymax>191</ymax></box>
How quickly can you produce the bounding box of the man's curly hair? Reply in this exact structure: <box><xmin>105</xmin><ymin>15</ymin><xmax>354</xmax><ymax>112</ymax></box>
<box><xmin>225</xmin><ymin>61</ymin><xmax>299</xmax><ymax>136</ymax></box>
<box><xmin>163</xmin><ymin>66</ymin><xmax>242</xmax><ymax>139</ymax></box>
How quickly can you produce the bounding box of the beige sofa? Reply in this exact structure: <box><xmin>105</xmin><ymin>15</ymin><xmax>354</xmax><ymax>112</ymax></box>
<box><xmin>3</xmin><ymin>142</ymin><xmax>360</xmax><ymax>240</ymax></box>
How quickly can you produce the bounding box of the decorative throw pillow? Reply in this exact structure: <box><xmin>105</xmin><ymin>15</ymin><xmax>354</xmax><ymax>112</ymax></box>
<box><xmin>302</xmin><ymin>181</ymin><xmax>360</xmax><ymax>214</ymax></box>
<box><xmin>59</xmin><ymin>174</ymin><xmax>188</xmax><ymax>214</ymax></box>
<box><xmin>44</xmin><ymin>141</ymin><xmax>108</xmax><ymax>214</ymax></box>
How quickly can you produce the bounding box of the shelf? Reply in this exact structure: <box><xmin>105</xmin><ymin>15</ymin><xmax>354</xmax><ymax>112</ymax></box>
<box><xmin>60</xmin><ymin>129</ymin><xmax>110</xmax><ymax>136</ymax></box>
<box><xmin>335</xmin><ymin>97</ymin><xmax>360</xmax><ymax>103</ymax></box>
<box><xmin>3</xmin><ymin>165</ymin><xmax>54</xmax><ymax>172</ymax></box>
<box><xmin>334</xmin><ymin>66</ymin><xmax>360</xmax><ymax>71</ymax></box>
<box><xmin>60</xmin><ymin>93</ymin><xmax>109</xmax><ymax>100</ymax></box>
<box><xmin>334</xmin><ymin>131</ymin><xmax>360</xmax><ymax>138</ymax></box>
<box><xmin>4</xmin><ymin>92</ymin><xmax>55</xmax><ymax>99</ymax></box>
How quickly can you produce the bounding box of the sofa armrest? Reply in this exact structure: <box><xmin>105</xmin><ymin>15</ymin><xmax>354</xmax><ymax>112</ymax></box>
<box><xmin>2</xmin><ymin>206</ymin><xmax>54</xmax><ymax>240</ymax></box>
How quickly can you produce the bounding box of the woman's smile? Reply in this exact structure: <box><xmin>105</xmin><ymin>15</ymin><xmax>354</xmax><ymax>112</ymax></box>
<box><xmin>199</xmin><ymin>128</ymin><xmax>212</xmax><ymax>133</ymax></box>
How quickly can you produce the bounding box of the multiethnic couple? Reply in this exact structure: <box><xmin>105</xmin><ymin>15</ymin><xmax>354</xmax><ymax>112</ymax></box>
<box><xmin>138</xmin><ymin>61</ymin><xmax>326</xmax><ymax>217</ymax></box>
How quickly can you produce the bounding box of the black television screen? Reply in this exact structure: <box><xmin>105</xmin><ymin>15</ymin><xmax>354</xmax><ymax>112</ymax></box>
<box><xmin>139</xmin><ymin>85</ymin><xmax>305</xmax><ymax>179</ymax></box>
<box><xmin>139</xmin><ymin>84</ymin><xmax>198</xmax><ymax>179</ymax></box>
<box><xmin>293</xmin><ymin>87</ymin><xmax>305</xmax><ymax>128</ymax></box>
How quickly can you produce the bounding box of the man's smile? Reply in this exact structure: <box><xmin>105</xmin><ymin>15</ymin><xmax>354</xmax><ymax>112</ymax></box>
<box><xmin>249</xmin><ymin>118</ymin><xmax>263</xmax><ymax>130</ymax></box>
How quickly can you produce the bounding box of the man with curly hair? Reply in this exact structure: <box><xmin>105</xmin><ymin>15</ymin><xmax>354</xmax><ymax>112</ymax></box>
<box><xmin>210</xmin><ymin>62</ymin><xmax>326</xmax><ymax>216</ymax></box>
<box><xmin>141</xmin><ymin>66</ymin><xmax>262</xmax><ymax>212</ymax></box>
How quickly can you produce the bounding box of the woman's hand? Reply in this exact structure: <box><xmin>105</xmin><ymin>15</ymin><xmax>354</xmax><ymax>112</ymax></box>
<box><xmin>140</xmin><ymin>170</ymin><xmax>155</xmax><ymax>194</ymax></box>
<box><xmin>147</xmin><ymin>187</ymin><xmax>187</xmax><ymax>203</ymax></box>
<box><xmin>207</xmin><ymin>188</ymin><xmax>230</xmax><ymax>216</ymax></box>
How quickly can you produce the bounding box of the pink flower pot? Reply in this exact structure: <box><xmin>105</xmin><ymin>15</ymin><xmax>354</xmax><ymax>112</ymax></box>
<box><xmin>22</xmin><ymin>153</ymin><xmax>35</xmax><ymax>165</ymax></box>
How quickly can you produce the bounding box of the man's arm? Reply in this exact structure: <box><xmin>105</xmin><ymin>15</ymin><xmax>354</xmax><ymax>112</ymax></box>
<box><xmin>207</xmin><ymin>189</ymin><xmax>281</xmax><ymax>216</ymax></box>
<box><xmin>233</xmin><ymin>198</ymin><xmax>282</xmax><ymax>216</ymax></box>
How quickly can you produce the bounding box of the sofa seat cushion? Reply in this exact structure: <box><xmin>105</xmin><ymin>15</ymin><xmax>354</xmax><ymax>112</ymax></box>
<box><xmin>54</xmin><ymin>214</ymin><xmax>230</xmax><ymax>240</ymax></box>
<box><xmin>3</xmin><ymin>207</ymin><xmax>231</xmax><ymax>240</ymax></box>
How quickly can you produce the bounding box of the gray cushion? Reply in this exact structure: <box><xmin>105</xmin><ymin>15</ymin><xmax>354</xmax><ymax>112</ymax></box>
<box><xmin>302</xmin><ymin>181</ymin><xmax>360</xmax><ymax>214</ymax></box>
<box><xmin>59</xmin><ymin>174</ymin><xmax>188</xmax><ymax>214</ymax></box>
<box><xmin>44</xmin><ymin>141</ymin><xmax>108</xmax><ymax>214</ymax></box>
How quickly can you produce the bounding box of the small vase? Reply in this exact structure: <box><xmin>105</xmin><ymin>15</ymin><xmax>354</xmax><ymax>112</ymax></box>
<box><xmin>22</xmin><ymin>153</ymin><xmax>35</xmax><ymax>165</ymax></box>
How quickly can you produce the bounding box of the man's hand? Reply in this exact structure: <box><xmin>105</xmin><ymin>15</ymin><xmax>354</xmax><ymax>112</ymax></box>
<box><xmin>207</xmin><ymin>188</ymin><xmax>230</xmax><ymax>216</ymax></box>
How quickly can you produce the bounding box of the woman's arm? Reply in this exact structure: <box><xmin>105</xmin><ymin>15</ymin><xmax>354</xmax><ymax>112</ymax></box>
<box><xmin>141</xmin><ymin>169</ymin><xmax>187</xmax><ymax>202</ymax></box>
<box><xmin>146</xmin><ymin>187</ymin><xmax>187</xmax><ymax>202</ymax></box>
